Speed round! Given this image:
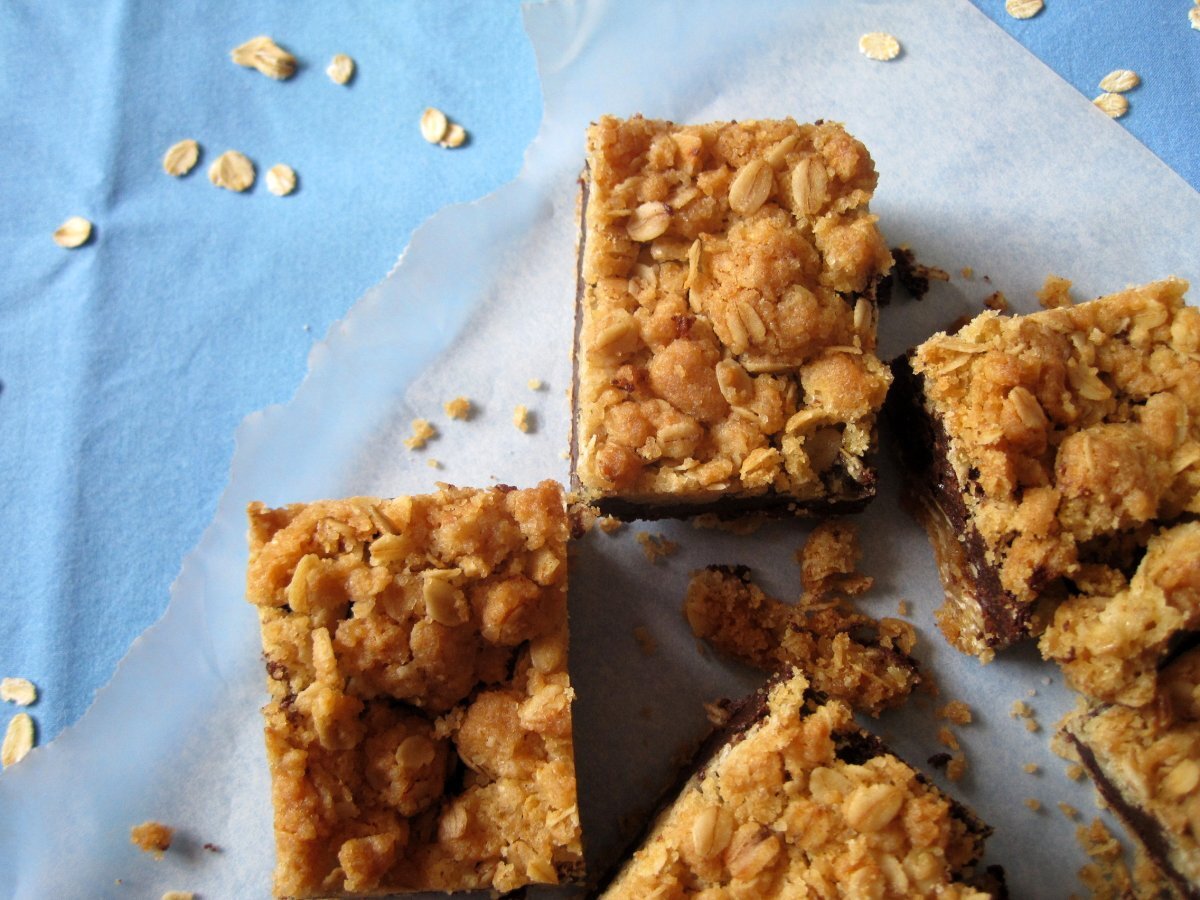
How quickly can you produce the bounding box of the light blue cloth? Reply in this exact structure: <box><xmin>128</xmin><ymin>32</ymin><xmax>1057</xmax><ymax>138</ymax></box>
<box><xmin>0</xmin><ymin>0</ymin><xmax>1196</xmax><ymax>748</ymax></box>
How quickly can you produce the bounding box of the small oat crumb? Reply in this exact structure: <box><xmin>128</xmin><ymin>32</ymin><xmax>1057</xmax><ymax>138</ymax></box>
<box><xmin>1010</xmin><ymin>700</ymin><xmax>1033</xmax><ymax>718</ymax></box>
<box><xmin>1093</xmin><ymin>92</ymin><xmax>1129</xmax><ymax>119</ymax></box>
<box><xmin>635</xmin><ymin>531</ymin><xmax>678</xmax><ymax>562</ymax></box>
<box><xmin>896</xmin><ymin>599</ymin><xmax>910</xmax><ymax>616</ymax></box>
<box><xmin>946</xmin><ymin>753</ymin><xmax>968</xmax><ymax>782</ymax></box>
<box><xmin>230</xmin><ymin>35</ymin><xmax>296</xmax><ymax>80</ymax></box>
<box><xmin>1024</xmin><ymin>798</ymin><xmax>1042</xmax><ymax>812</ymax></box>
<box><xmin>404</xmin><ymin>418</ymin><xmax>437</xmax><ymax>450</ymax></box>
<box><xmin>265</xmin><ymin>164</ymin><xmax>296</xmax><ymax>197</ymax></box>
<box><xmin>162</xmin><ymin>139</ymin><xmax>200</xmax><ymax>177</ymax></box>
<box><xmin>527</xmin><ymin>378</ymin><xmax>544</xmax><ymax>391</ymax></box>
<box><xmin>1191</xmin><ymin>7</ymin><xmax>1200</xmax><ymax>30</ymax></box>
<box><xmin>426</xmin><ymin>458</ymin><xmax>442</xmax><ymax>469</ymax></box>
<box><xmin>937</xmin><ymin>726</ymin><xmax>960</xmax><ymax>751</ymax></box>
<box><xmin>938</xmin><ymin>700</ymin><xmax>973</xmax><ymax>725</ymax></box>
<box><xmin>598</xmin><ymin>515</ymin><xmax>624</xmax><ymax>535</ymax></box>
<box><xmin>703</xmin><ymin>700</ymin><xmax>731</xmax><ymax>727</ymax></box>
<box><xmin>53</xmin><ymin>216</ymin><xmax>92</xmax><ymax>249</ymax></box>
<box><xmin>1005</xmin><ymin>0</ymin><xmax>1044</xmax><ymax>19</ymax></box>
<box><xmin>632</xmin><ymin>626</ymin><xmax>657</xmax><ymax>656</ymax></box>
<box><xmin>162</xmin><ymin>893</ymin><xmax>195</xmax><ymax>900</ymax></box>
<box><xmin>208</xmin><ymin>150</ymin><xmax>255</xmax><ymax>192</ymax></box>
<box><xmin>983</xmin><ymin>291</ymin><xmax>1009</xmax><ymax>312</ymax></box>
<box><xmin>439</xmin><ymin>123</ymin><xmax>467</xmax><ymax>149</ymax></box>
<box><xmin>1066</xmin><ymin>763</ymin><xmax>1086</xmax><ymax>781</ymax></box>
<box><xmin>1099</xmin><ymin>69</ymin><xmax>1139</xmax><ymax>93</ymax></box>
<box><xmin>1025</xmin><ymin>719</ymin><xmax>1041</xmax><ymax>733</ymax></box>
<box><xmin>960</xmin><ymin>266</ymin><xmax>974</xmax><ymax>279</ymax></box>
<box><xmin>326</xmin><ymin>53</ymin><xmax>355</xmax><ymax>85</ymax></box>
<box><xmin>1</xmin><ymin>712</ymin><xmax>34</xmax><ymax>767</ymax></box>
<box><xmin>130</xmin><ymin>821</ymin><xmax>174</xmax><ymax>857</ymax></box>
<box><xmin>0</xmin><ymin>677</ymin><xmax>37</xmax><ymax>706</ymax></box>
<box><xmin>1059</xmin><ymin>802</ymin><xmax>1080</xmax><ymax>820</ymax></box>
<box><xmin>858</xmin><ymin>32</ymin><xmax>901</xmax><ymax>61</ymax></box>
<box><xmin>1027</xmin><ymin>688</ymin><xmax>1037</xmax><ymax>697</ymax></box>
<box><xmin>420</xmin><ymin>107</ymin><xmax>449</xmax><ymax>144</ymax></box>
<box><xmin>513</xmin><ymin>405</ymin><xmax>531</xmax><ymax>433</ymax></box>
<box><xmin>443</xmin><ymin>396</ymin><xmax>472</xmax><ymax>420</ymax></box>
<box><xmin>1023</xmin><ymin>763</ymin><xmax>1040</xmax><ymax>775</ymax></box>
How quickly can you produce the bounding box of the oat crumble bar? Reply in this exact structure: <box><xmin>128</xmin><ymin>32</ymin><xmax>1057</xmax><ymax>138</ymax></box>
<box><xmin>572</xmin><ymin>115</ymin><xmax>894</xmax><ymax>520</ymax></box>
<box><xmin>599</xmin><ymin>672</ymin><xmax>1000</xmax><ymax>897</ymax></box>
<box><xmin>1061</xmin><ymin>645</ymin><xmax>1200</xmax><ymax>899</ymax></box>
<box><xmin>245</xmin><ymin>481</ymin><xmax>583</xmax><ymax>897</ymax></box>
<box><xmin>889</xmin><ymin>278</ymin><xmax>1200</xmax><ymax>657</ymax></box>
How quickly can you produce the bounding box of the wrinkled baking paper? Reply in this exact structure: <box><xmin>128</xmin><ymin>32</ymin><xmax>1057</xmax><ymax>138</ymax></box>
<box><xmin>2</xmin><ymin>0</ymin><xmax>1197</xmax><ymax>897</ymax></box>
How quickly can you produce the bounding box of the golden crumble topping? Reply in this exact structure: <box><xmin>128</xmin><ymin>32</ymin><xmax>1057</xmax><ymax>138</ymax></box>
<box><xmin>130</xmin><ymin>821</ymin><xmax>174</xmax><ymax>857</ymax></box>
<box><xmin>910</xmin><ymin>278</ymin><xmax>1200</xmax><ymax>653</ymax></box>
<box><xmin>602</xmin><ymin>673</ymin><xmax>994</xmax><ymax>898</ymax></box>
<box><xmin>245</xmin><ymin>481</ymin><xmax>583</xmax><ymax>897</ymax></box>
<box><xmin>574</xmin><ymin>115</ymin><xmax>893</xmax><ymax>514</ymax></box>
<box><xmin>684</xmin><ymin>523</ymin><xmax>920</xmax><ymax>716</ymax></box>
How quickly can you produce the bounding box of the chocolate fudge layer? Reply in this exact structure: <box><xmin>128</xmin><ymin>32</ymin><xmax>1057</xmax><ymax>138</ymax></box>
<box><xmin>889</xmin><ymin>278</ymin><xmax>1200</xmax><ymax>658</ymax></box>
<box><xmin>599</xmin><ymin>672</ymin><xmax>999</xmax><ymax>898</ymax></box>
<box><xmin>1062</xmin><ymin>645</ymin><xmax>1200</xmax><ymax>899</ymax></box>
<box><xmin>246</xmin><ymin>481</ymin><xmax>583</xmax><ymax>897</ymax></box>
<box><xmin>572</xmin><ymin>115</ymin><xmax>894</xmax><ymax>519</ymax></box>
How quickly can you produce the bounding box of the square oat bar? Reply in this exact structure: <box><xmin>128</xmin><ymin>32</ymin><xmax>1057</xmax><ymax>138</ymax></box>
<box><xmin>571</xmin><ymin>115</ymin><xmax>894</xmax><ymax>519</ymax></box>
<box><xmin>890</xmin><ymin>278</ymin><xmax>1200</xmax><ymax>658</ymax></box>
<box><xmin>599</xmin><ymin>671</ymin><xmax>1000</xmax><ymax>898</ymax></box>
<box><xmin>245</xmin><ymin>481</ymin><xmax>584</xmax><ymax>897</ymax></box>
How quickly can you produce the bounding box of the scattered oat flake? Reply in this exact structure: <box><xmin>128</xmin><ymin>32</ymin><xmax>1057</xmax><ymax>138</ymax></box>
<box><xmin>264</xmin><ymin>164</ymin><xmax>296</xmax><ymax>196</ymax></box>
<box><xmin>1098</xmin><ymin>69</ymin><xmax>1139</xmax><ymax>93</ymax></box>
<box><xmin>858</xmin><ymin>32</ymin><xmax>900</xmax><ymax>61</ymax></box>
<box><xmin>1005</xmin><ymin>0</ymin><xmax>1043</xmax><ymax>19</ymax></box>
<box><xmin>230</xmin><ymin>35</ymin><xmax>296</xmax><ymax>80</ymax></box>
<box><xmin>1190</xmin><ymin>7</ymin><xmax>1200</xmax><ymax>30</ymax></box>
<box><xmin>420</xmin><ymin>107</ymin><xmax>449</xmax><ymax>144</ymax></box>
<box><xmin>632</xmin><ymin>626</ymin><xmax>657</xmax><ymax>656</ymax></box>
<box><xmin>326</xmin><ymin>53</ymin><xmax>355</xmax><ymax>85</ymax></box>
<box><xmin>404</xmin><ymin>418</ymin><xmax>436</xmax><ymax>450</ymax></box>
<box><xmin>513</xmin><ymin>405</ymin><xmax>531</xmax><ymax>433</ymax></box>
<box><xmin>444</xmin><ymin>397</ymin><xmax>472</xmax><ymax>420</ymax></box>
<box><xmin>938</xmin><ymin>700</ymin><xmax>973</xmax><ymax>724</ymax></box>
<box><xmin>1</xmin><ymin>678</ymin><xmax>37</xmax><ymax>706</ymax></box>
<box><xmin>635</xmin><ymin>531</ymin><xmax>678</xmax><ymax>562</ymax></box>
<box><xmin>527</xmin><ymin>378</ymin><xmax>544</xmax><ymax>390</ymax></box>
<box><xmin>1</xmin><ymin>713</ymin><xmax>34</xmax><ymax>767</ymax></box>
<box><xmin>162</xmin><ymin>139</ymin><xmax>200</xmax><ymax>177</ymax></box>
<box><xmin>1024</xmin><ymin>798</ymin><xmax>1042</xmax><ymax>812</ymax></box>
<box><xmin>1093</xmin><ymin>92</ymin><xmax>1129</xmax><ymax>119</ymax></box>
<box><xmin>439</xmin><ymin>123</ymin><xmax>467</xmax><ymax>149</ymax></box>
<box><xmin>53</xmin><ymin>216</ymin><xmax>92</xmax><ymax>248</ymax></box>
<box><xmin>208</xmin><ymin>150</ymin><xmax>255</xmax><ymax>192</ymax></box>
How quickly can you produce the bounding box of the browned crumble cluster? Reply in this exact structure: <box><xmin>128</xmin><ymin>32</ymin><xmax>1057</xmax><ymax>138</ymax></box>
<box><xmin>130</xmin><ymin>820</ymin><xmax>174</xmax><ymax>857</ymax></box>
<box><xmin>683</xmin><ymin>522</ymin><xmax>920</xmax><ymax>716</ymax></box>
<box><xmin>245</xmin><ymin>481</ymin><xmax>583</xmax><ymax>897</ymax></box>
<box><xmin>573</xmin><ymin>115</ymin><xmax>894</xmax><ymax>518</ymax></box>
<box><xmin>601</xmin><ymin>673</ymin><xmax>996</xmax><ymax>898</ymax></box>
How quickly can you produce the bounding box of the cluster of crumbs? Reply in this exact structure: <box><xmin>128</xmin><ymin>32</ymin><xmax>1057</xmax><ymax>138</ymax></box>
<box><xmin>635</xmin><ymin>531</ymin><xmax>678</xmax><ymax>562</ymax></box>
<box><xmin>404</xmin><ymin>418</ymin><xmax>437</xmax><ymax>450</ymax></box>
<box><xmin>130</xmin><ymin>821</ymin><xmax>174</xmax><ymax>858</ymax></box>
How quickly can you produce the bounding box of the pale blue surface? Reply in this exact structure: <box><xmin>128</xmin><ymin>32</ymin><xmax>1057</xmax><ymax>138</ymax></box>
<box><xmin>0</xmin><ymin>0</ymin><xmax>1196</xmax><ymax>749</ymax></box>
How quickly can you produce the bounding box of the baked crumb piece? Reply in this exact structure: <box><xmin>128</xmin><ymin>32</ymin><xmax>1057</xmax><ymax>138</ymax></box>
<box><xmin>572</xmin><ymin>116</ymin><xmax>894</xmax><ymax>520</ymax></box>
<box><xmin>0</xmin><ymin>677</ymin><xmax>36</xmax><ymax>706</ymax></box>
<box><xmin>1024</xmin><ymin>798</ymin><xmax>1041</xmax><ymax>812</ymax></box>
<box><xmin>896</xmin><ymin>599</ymin><xmax>911</xmax><ymax>616</ymax></box>
<box><xmin>946</xmin><ymin>754</ymin><xmax>968</xmax><ymax>783</ymax></box>
<box><xmin>443</xmin><ymin>396</ymin><xmax>472</xmax><ymax>420</ymax></box>
<box><xmin>601</xmin><ymin>672</ymin><xmax>997</xmax><ymax>898</ymax></box>
<box><xmin>403</xmin><ymin>418</ymin><xmax>437</xmax><ymax>450</ymax></box>
<box><xmin>527</xmin><ymin>378</ymin><xmax>545</xmax><ymax>391</ymax></box>
<box><xmin>1075</xmin><ymin>818</ymin><xmax>1137</xmax><ymax>899</ymax></box>
<box><xmin>891</xmin><ymin>277</ymin><xmax>1200</xmax><ymax>658</ymax></box>
<box><xmin>513</xmin><ymin>405</ymin><xmax>531</xmax><ymax>433</ymax></box>
<box><xmin>426</xmin><ymin>458</ymin><xmax>442</xmax><ymax>469</ymax></box>
<box><xmin>1036</xmin><ymin>274</ymin><xmax>1075</xmax><ymax>308</ymax></box>
<box><xmin>939</xmin><ymin>700</ymin><xmax>973</xmax><ymax>725</ymax></box>
<box><xmin>632</xmin><ymin>626</ymin><xmax>657</xmax><ymax>656</ymax></box>
<box><xmin>684</xmin><ymin>533</ymin><xmax>920</xmax><ymax>717</ymax></box>
<box><xmin>1</xmin><ymin>712</ymin><xmax>34</xmax><ymax>767</ymax></box>
<box><xmin>161</xmin><ymin>892</ymin><xmax>195</xmax><ymax>900</ymax></box>
<box><xmin>798</xmin><ymin>520</ymin><xmax>873</xmax><ymax>597</ymax></box>
<box><xmin>1059</xmin><ymin>802</ymin><xmax>1080</xmax><ymax>820</ymax></box>
<box><xmin>131</xmin><ymin>821</ymin><xmax>174</xmax><ymax>858</ymax></box>
<box><xmin>982</xmin><ymin>291</ymin><xmax>1009</xmax><ymax>312</ymax></box>
<box><xmin>1023</xmin><ymin>763</ymin><xmax>1040</xmax><ymax>775</ymax></box>
<box><xmin>597</xmin><ymin>515</ymin><xmax>624</xmax><ymax>535</ymax></box>
<box><xmin>636</xmin><ymin>531</ymin><xmax>678</xmax><ymax>562</ymax></box>
<box><xmin>1067</xmin><ymin>764</ymin><xmax>1086</xmax><ymax>781</ymax></box>
<box><xmin>245</xmin><ymin>482</ymin><xmax>584</xmax><ymax>896</ymax></box>
<box><xmin>961</xmin><ymin>267</ymin><xmax>974</xmax><ymax>279</ymax></box>
<box><xmin>938</xmin><ymin>726</ymin><xmax>960</xmax><ymax>751</ymax></box>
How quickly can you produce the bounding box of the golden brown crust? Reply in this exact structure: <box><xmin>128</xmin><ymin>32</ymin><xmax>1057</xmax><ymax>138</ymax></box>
<box><xmin>245</xmin><ymin>481</ymin><xmax>583</xmax><ymax>898</ymax></box>
<box><xmin>574</xmin><ymin>116</ymin><xmax>893</xmax><ymax>514</ymax></box>
<box><xmin>601</xmin><ymin>674</ymin><xmax>993</xmax><ymax>898</ymax></box>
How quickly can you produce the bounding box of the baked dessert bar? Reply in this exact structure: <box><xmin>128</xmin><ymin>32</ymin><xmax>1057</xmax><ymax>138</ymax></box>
<box><xmin>1061</xmin><ymin>644</ymin><xmax>1200</xmax><ymax>899</ymax></box>
<box><xmin>889</xmin><ymin>278</ymin><xmax>1200</xmax><ymax>658</ymax></box>
<box><xmin>600</xmin><ymin>671</ymin><xmax>1000</xmax><ymax>898</ymax></box>
<box><xmin>572</xmin><ymin>115</ymin><xmax>894</xmax><ymax>519</ymax></box>
<box><xmin>245</xmin><ymin>481</ymin><xmax>584</xmax><ymax>897</ymax></box>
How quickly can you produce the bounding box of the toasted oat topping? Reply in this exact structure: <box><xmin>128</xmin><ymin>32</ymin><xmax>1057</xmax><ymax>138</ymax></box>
<box><xmin>798</xmin><ymin>519</ymin><xmax>873</xmax><ymax>597</ymax></box>
<box><xmin>858</xmin><ymin>32</ymin><xmax>901</xmax><ymax>61</ymax></box>
<box><xmin>0</xmin><ymin>677</ymin><xmax>37</xmax><ymax>706</ymax></box>
<box><xmin>575</xmin><ymin>117</ymin><xmax>892</xmax><ymax>511</ymax></box>
<box><xmin>231</xmin><ymin>36</ymin><xmax>296</xmax><ymax>80</ymax></box>
<box><xmin>265</xmin><ymin>164</ymin><xmax>296</xmax><ymax>196</ymax></box>
<box><xmin>1</xmin><ymin>712</ymin><xmax>34</xmax><ymax>767</ymax></box>
<box><xmin>439</xmin><ymin>123</ymin><xmax>467</xmax><ymax>149</ymax></box>
<box><xmin>938</xmin><ymin>700</ymin><xmax>973</xmax><ymax>725</ymax></box>
<box><xmin>130</xmin><ymin>821</ymin><xmax>174</xmax><ymax>856</ymax></box>
<box><xmin>527</xmin><ymin>378</ymin><xmax>545</xmax><ymax>391</ymax></box>
<box><xmin>246</xmin><ymin>482</ymin><xmax>583</xmax><ymax>896</ymax></box>
<box><xmin>1093</xmin><ymin>92</ymin><xmax>1130</xmax><ymax>119</ymax></box>
<box><xmin>1005</xmin><ymin>0</ymin><xmax>1044</xmax><ymax>19</ymax></box>
<box><xmin>1190</xmin><ymin>7</ymin><xmax>1200</xmax><ymax>31</ymax></box>
<box><xmin>208</xmin><ymin>150</ymin><xmax>255</xmax><ymax>192</ymax></box>
<box><xmin>1098</xmin><ymin>69</ymin><xmax>1139</xmax><ymax>93</ymax></box>
<box><xmin>162</xmin><ymin>139</ymin><xmax>200</xmax><ymax>177</ymax></box>
<box><xmin>946</xmin><ymin>754</ymin><xmax>968</xmax><ymax>782</ymax></box>
<box><xmin>636</xmin><ymin>531</ymin><xmax>678</xmax><ymax>562</ymax></box>
<box><xmin>53</xmin><ymin>216</ymin><xmax>92</xmax><ymax>248</ymax></box>
<box><xmin>420</xmin><ymin>107</ymin><xmax>449</xmax><ymax>144</ymax></box>
<box><xmin>443</xmin><ymin>396</ymin><xmax>472</xmax><ymax>420</ymax></box>
<box><xmin>404</xmin><ymin>418</ymin><xmax>437</xmax><ymax>450</ymax></box>
<box><xmin>326</xmin><ymin>53</ymin><xmax>355</xmax><ymax>85</ymax></box>
<box><xmin>513</xmin><ymin>405</ymin><xmax>531</xmax><ymax>433</ymax></box>
<box><xmin>603</xmin><ymin>674</ymin><xmax>992</xmax><ymax>898</ymax></box>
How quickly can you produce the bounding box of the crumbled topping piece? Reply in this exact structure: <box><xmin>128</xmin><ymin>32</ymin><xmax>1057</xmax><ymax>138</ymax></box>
<box><xmin>961</xmin><ymin>267</ymin><xmax>974</xmax><ymax>279</ymax></box>
<box><xmin>208</xmin><ymin>150</ymin><xmax>255</xmax><ymax>192</ymax></box>
<box><xmin>858</xmin><ymin>31</ymin><xmax>901</xmax><ymax>61</ymax></box>
<box><xmin>513</xmin><ymin>404</ymin><xmax>531</xmax><ymax>432</ymax></box>
<box><xmin>527</xmin><ymin>378</ymin><xmax>544</xmax><ymax>391</ymax></box>
<box><xmin>1093</xmin><ymin>92</ymin><xmax>1130</xmax><ymax>119</ymax></box>
<box><xmin>1</xmin><ymin>712</ymin><xmax>34</xmax><ymax>767</ymax></box>
<box><xmin>0</xmin><ymin>677</ymin><xmax>37</xmax><ymax>706</ymax></box>
<box><xmin>404</xmin><ymin>418</ymin><xmax>436</xmax><ymax>449</ymax></box>
<box><xmin>1058</xmin><ymin>802</ymin><xmax>1080</xmax><ymax>820</ymax></box>
<box><xmin>798</xmin><ymin>520</ymin><xmax>873</xmax><ymax>597</ymax></box>
<box><xmin>53</xmin><ymin>216</ymin><xmax>92</xmax><ymax>248</ymax></box>
<box><xmin>1036</xmin><ymin>274</ymin><xmax>1074</xmax><ymax>308</ymax></box>
<box><xmin>891</xmin><ymin>246</ymin><xmax>951</xmax><ymax>300</ymax></box>
<box><xmin>1067</xmin><ymin>764</ymin><xmax>1086</xmax><ymax>781</ymax></box>
<box><xmin>897</xmin><ymin>599</ymin><xmax>910</xmax><ymax>616</ymax></box>
<box><xmin>443</xmin><ymin>396</ymin><xmax>472</xmax><ymax>420</ymax></box>
<box><xmin>636</xmin><ymin>531</ymin><xmax>678</xmax><ymax>562</ymax></box>
<box><xmin>162</xmin><ymin>139</ymin><xmax>200</xmax><ymax>177</ymax></box>
<box><xmin>983</xmin><ymin>291</ymin><xmax>1009</xmax><ymax>312</ymax></box>
<box><xmin>426</xmin><ymin>458</ymin><xmax>442</xmax><ymax>469</ymax></box>
<box><xmin>938</xmin><ymin>700</ymin><xmax>973</xmax><ymax>725</ymax></box>
<box><xmin>161</xmin><ymin>892</ymin><xmax>194</xmax><ymax>900</ymax></box>
<box><xmin>1005</xmin><ymin>0</ymin><xmax>1043</xmax><ymax>19</ymax></box>
<box><xmin>1023</xmin><ymin>763</ymin><xmax>1040</xmax><ymax>775</ymax></box>
<box><xmin>1099</xmin><ymin>69</ymin><xmax>1139</xmax><ymax>93</ymax></box>
<box><xmin>326</xmin><ymin>53</ymin><xmax>355</xmax><ymax>85</ymax></box>
<box><xmin>130</xmin><ymin>821</ymin><xmax>174</xmax><ymax>857</ymax></box>
<box><xmin>1024</xmin><ymin>798</ymin><xmax>1042</xmax><ymax>812</ymax></box>
<box><xmin>938</xmin><ymin>726</ymin><xmax>960</xmax><ymax>751</ymax></box>
<box><xmin>231</xmin><ymin>36</ymin><xmax>296</xmax><ymax>80</ymax></box>
<box><xmin>946</xmin><ymin>754</ymin><xmax>968</xmax><ymax>782</ymax></box>
<box><xmin>597</xmin><ymin>515</ymin><xmax>623</xmax><ymax>534</ymax></box>
<box><xmin>265</xmin><ymin>164</ymin><xmax>296</xmax><ymax>196</ymax></box>
<box><xmin>420</xmin><ymin>107</ymin><xmax>449</xmax><ymax>144</ymax></box>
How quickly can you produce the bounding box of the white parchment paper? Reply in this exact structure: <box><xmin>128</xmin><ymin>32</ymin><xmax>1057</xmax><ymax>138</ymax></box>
<box><xmin>2</xmin><ymin>1</ymin><xmax>1198</xmax><ymax>897</ymax></box>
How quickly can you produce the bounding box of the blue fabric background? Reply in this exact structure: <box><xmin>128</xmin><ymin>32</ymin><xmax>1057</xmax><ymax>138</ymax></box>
<box><xmin>1</xmin><ymin>0</ymin><xmax>1196</xmax><ymax>745</ymax></box>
